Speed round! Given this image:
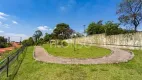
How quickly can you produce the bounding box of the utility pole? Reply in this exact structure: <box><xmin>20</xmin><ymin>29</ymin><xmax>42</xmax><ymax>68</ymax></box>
<box><xmin>20</xmin><ymin>37</ymin><xmax>22</xmax><ymax>44</ymax></box>
<box><xmin>8</xmin><ymin>37</ymin><xmax>10</xmax><ymax>43</ymax></box>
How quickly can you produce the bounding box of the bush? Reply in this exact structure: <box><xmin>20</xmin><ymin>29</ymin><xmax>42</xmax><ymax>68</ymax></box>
<box><xmin>0</xmin><ymin>43</ymin><xmax>6</xmax><ymax>48</ymax></box>
<box><xmin>57</xmin><ymin>40</ymin><xmax>68</xmax><ymax>46</ymax></box>
<box><xmin>58</xmin><ymin>40</ymin><xmax>62</xmax><ymax>45</ymax></box>
<box><xmin>62</xmin><ymin>41</ymin><xmax>68</xmax><ymax>46</ymax></box>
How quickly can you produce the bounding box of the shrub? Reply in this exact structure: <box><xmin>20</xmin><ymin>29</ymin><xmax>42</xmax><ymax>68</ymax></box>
<box><xmin>62</xmin><ymin>41</ymin><xmax>68</xmax><ymax>46</ymax></box>
<box><xmin>58</xmin><ymin>40</ymin><xmax>62</xmax><ymax>45</ymax></box>
<box><xmin>57</xmin><ymin>40</ymin><xmax>68</xmax><ymax>46</ymax></box>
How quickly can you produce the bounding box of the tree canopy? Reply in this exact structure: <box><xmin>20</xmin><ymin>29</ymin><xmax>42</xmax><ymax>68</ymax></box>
<box><xmin>53</xmin><ymin>23</ymin><xmax>74</xmax><ymax>39</ymax></box>
<box><xmin>86</xmin><ymin>21</ymin><xmax>105</xmax><ymax>35</ymax></box>
<box><xmin>43</xmin><ymin>33</ymin><xmax>51</xmax><ymax>42</ymax></box>
<box><xmin>0</xmin><ymin>36</ymin><xmax>11</xmax><ymax>48</ymax></box>
<box><xmin>86</xmin><ymin>21</ymin><xmax>131</xmax><ymax>36</ymax></box>
<box><xmin>117</xmin><ymin>0</ymin><xmax>142</xmax><ymax>32</ymax></box>
<box><xmin>33</xmin><ymin>30</ymin><xmax>43</xmax><ymax>44</ymax></box>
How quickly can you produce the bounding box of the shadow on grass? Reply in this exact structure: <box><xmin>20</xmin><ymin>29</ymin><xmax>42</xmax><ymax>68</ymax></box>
<box><xmin>8</xmin><ymin>48</ymin><xmax>27</xmax><ymax>80</ymax></box>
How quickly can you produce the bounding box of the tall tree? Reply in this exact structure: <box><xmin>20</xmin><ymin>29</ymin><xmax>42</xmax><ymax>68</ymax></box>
<box><xmin>53</xmin><ymin>23</ymin><xmax>74</xmax><ymax>39</ymax></box>
<box><xmin>33</xmin><ymin>30</ymin><xmax>43</xmax><ymax>43</ymax></box>
<box><xmin>117</xmin><ymin>0</ymin><xmax>142</xmax><ymax>32</ymax></box>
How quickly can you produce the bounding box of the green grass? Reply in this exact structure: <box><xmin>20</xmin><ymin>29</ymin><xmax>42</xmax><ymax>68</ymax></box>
<box><xmin>14</xmin><ymin>46</ymin><xmax>142</xmax><ymax>80</ymax></box>
<box><xmin>0</xmin><ymin>47</ymin><xmax>27</xmax><ymax>80</ymax></box>
<box><xmin>42</xmin><ymin>44</ymin><xmax>111</xmax><ymax>59</ymax></box>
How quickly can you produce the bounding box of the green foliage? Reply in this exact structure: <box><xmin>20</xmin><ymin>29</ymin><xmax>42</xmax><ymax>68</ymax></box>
<box><xmin>62</xmin><ymin>41</ymin><xmax>68</xmax><ymax>46</ymax></box>
<box><xmin>22</xmin><ymin>40</ymin><xmax>28</xmax><ymax>46</ymax></box>
<box><xmin>22</xmin><ymin>37</ymin><xmax>34</xmax><ymax>46</ymax></box>
<box><xmin>86</xmin><ymin>21</ymin><xmax>105</xmax><ymax>35</ymax></box>
<box><xmin>86</xmin><ymin>21</ymin><xmax>133</xmax><ymax>36</ymax></box>
<box><xmin>105</xmin><ymin>21</ymin><xmax>125</xmax><ymax>35</ymax></box>
<box><xmin>28</xmin><ymin>37</ymin><xmax>34</xmax><ymax>45</ymax></box>
<box><xmin>0</xmin><ymin>36</ymin><xmax>10</xmax><ymax>48</ymax></box>
<box><xmin>73</xmin><ymin>32</ymin><xmax>84</xmax><ymax>38</ymax></box>
<box><xmin>58</xmin><ymin>40</ymin><xmax>62</xmax><ymax>45</ymax></box>
<box><xmin>53</xmin><ymin>23</ymin><xmax>74</xmax><ymax>39</ymax></box>
<box><xmin>33</xmin><ymin>30</ymin><xmax>43</xmax><ymax>44</ymax></box>
<box><xmin>38</xmin><ymin>38</ymin><xmax>44</xmax><ymax>45</ymax></box>
<box><xmin>57</xmin><ymin>40</ymin><xmax>68</xmax><ymax>46</ymax></box>
<box><xmin>44</xmin><ymin>33</ymin><xmax>51</xmax><ymax>42</ymax></box>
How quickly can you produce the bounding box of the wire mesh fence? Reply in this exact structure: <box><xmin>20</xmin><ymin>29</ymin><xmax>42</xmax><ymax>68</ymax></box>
<box><xmin>0</xmin><ymin>46</ymin><xmax>27</xmax><ymax>80</ymax></box>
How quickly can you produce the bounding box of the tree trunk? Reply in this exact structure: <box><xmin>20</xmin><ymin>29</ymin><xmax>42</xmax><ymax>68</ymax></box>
<box><xmin>134</xmin><ymin>25</ymin><xmax>137</xmax><ymax>32</ymax></box>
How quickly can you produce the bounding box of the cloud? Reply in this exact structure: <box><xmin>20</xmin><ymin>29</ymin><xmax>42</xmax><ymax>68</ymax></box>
<box><xmin>3</xmin><ymin>24</ymin><xmax>10</xmax><ymax>28</ymax></box>
<box><xmin>37</xmin><ymin>26</ymin><xmax>53</xmax><ymax>31</ymax></box>
<box><xmin>0</xmin><ymin>12</ymin><xmax>18</xmax><ymax>29</ymax></box>
<box><xmin>37</xmin><ymin>26</ymin><xmax>48</xmax><ymax>31</ymax></box>
<box><xmin>0</xmin><ymin>21</ymin><xmax>10</xmax><ymax>28</ymax></box>
<box><xmin>12</xmin><ymin>20</ymin><xmax>18</xmax><ymax>24</ymax></box>
<box><xmin>0</xmin><ymin>12</ymin><xmax>8</xmax><ymax>19</ymax></box>
<box><xmin>0</xmin><ymin>30</ymin><xmax>4</xmax><ymax>33</ymax></box>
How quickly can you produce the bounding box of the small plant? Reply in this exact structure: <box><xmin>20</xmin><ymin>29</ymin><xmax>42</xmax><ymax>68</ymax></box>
<box><xmin>58</xmin><ymin>40</ymin><xmax>62</xmax><ymax>45</ymax></box>
<box><xmin>57</xmin><ymin>40</ymin><xmax>68</xmax><ymax>46</ymax></box>
<box><xmin>62</xmin><ymin>41</ymin><xmax>68</xmax><ymax>46</ymax></box>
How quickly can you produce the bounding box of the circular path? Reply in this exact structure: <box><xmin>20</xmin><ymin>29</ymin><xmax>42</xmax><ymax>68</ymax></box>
<box><xmin>33</xmin><ymin>46</ymin><xmax>134</xmax><ymax>64</ymax></box>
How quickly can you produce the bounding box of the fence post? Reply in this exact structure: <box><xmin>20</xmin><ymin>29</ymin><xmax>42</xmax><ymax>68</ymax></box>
<box><xmin>17</xmin><ymin>52</ymin><xmax>19</xmax><ymax>61</ymax></box>
<box><xmin>7</xmin><ymin>57</ymin><xmax>9</xmax><ymax>77</ymax></box>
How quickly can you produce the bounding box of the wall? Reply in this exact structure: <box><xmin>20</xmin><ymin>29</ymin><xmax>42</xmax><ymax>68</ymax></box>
<box><xmin>66</xmin><ymin>32</ymin><xmax>142</xmax><ymax>49</ymax></box>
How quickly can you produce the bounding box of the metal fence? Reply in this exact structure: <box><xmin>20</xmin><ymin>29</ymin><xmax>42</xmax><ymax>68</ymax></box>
<box><xmin>0</xmin><ymin>46</ymin><xmax>27</xmax><ymax>80</ymax></box>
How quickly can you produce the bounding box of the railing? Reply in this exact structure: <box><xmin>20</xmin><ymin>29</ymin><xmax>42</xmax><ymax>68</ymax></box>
<box><xmin>0</xmin><ymin>46</ymin><xmax>27</xmax><ymax>80</ymax></box>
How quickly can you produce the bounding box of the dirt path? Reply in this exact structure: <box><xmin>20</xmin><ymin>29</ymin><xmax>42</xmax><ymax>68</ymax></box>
<box><xmin>33</xmin><ymin>46</ymin><xmax>134</xmax><ymax>64</ymax></box>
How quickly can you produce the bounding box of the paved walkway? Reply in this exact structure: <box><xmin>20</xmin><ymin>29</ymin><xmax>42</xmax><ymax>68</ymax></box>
<box><xmin>33</xmin><ymin>46</ymin><xmax>134</xmax><ymax>64</ymax></box>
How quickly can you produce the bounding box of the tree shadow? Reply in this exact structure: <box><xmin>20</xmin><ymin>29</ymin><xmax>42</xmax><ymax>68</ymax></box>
<box><xmin>8</xmin><ymin>47</ymin><xmax>27</xmax><ymax>80</ymax></box>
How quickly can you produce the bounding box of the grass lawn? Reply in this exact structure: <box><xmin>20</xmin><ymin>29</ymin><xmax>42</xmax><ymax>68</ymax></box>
<box><xmin>42</xmin><ymin>44</ymin><xmax>111</xmax><ymax>59</ymax></box>
<box><xmin>14</xmin><ymin>46</ymin><xmax>142</xmax><ymax>80</ymax></box>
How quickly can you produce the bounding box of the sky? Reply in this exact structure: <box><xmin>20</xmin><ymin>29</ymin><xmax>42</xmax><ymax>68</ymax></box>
<box><xmin>0</xmin><ymin>0</ymin><xmax>141</xmax><ymax>41</ymax></box>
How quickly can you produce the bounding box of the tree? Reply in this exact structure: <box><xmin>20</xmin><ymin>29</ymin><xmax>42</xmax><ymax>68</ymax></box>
<box><xmin>28</xmin><ymin>37</ymin><xmax>34</xmax><ymax>45</ymax></box>
<box><xmin>38</xmin><ymin>38</ymin><xmax>44</xmax><ymax>45</ymax></box>
<box><xmin>53</xmin><ymin>23</ymin><xmax>74</xmax><ymax>39</ymax></box>
<box><xmin>0</xmin><ymin>36</ymin><xmax>9</xmax><ymax>48</ymax></box>
<box><xmin>86</xmin><ymin>22</ymin><xmax>105</xmax><ymax>35</ymax></box>
<box><xmin>22</xmin><ymin>40</ymin><xmax>29</xmax><ymax>46</ymax></box>
<box><xmin>72</xmin><ymin>32</ymin><xmax>84</xmax><ymax>38</ymax></box>
<box><xmin>33</xmin><ymin>30</ymin><xmax>43</xmax><ymax>44</ymax></box>
<box><xmin>44</xmin><ymin>33</ymin><xmax>51</xmax><ymax>42</ymax></box>
<box><xmin>117</xmin><ymin>0</ymin><xmax>142</xmax><ymax>32</ymax></box>
<box><xmin>104</xmin><ymin>21</ymin><xmax>125</xmax><ymax>35</ymax></box>
<box><xmin>22</xmin><ymin>37</ymin><xmax>34</xmax><ymax>46</ymax></box>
